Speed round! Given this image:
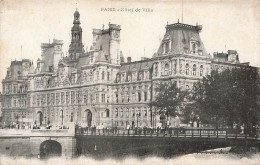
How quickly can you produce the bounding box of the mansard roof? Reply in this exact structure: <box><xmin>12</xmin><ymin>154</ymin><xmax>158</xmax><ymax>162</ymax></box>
<box><xmin>156</xmin><ymin>22</ymin><xmax>210</xmax><ymax>58</ymax></box>
<box><xmin>119</xmin><ymin>60</ymin><xmax>153</xmax><ymax>73</ymax></box>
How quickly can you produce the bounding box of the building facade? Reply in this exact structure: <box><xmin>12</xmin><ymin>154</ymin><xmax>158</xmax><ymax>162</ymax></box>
<box><xmin>1</xmin><ymin>10</ymin><xmax>257</xmax><ymax>128</ymax></box>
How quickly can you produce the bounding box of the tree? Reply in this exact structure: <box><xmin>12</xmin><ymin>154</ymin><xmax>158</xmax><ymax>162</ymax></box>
<box><xmin>192</xmin><ymin>68</ymin><xmax>260</xmax><ymax>135</ymax></box>
<box><xmin>150</xmin><ymin>81</ymin><xmax>188</xmax><ymax>121</ymax></box>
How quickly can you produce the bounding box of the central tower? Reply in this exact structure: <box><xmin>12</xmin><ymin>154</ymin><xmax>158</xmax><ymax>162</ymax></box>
<box><xmin>68</xmin><ymin>9</ymin><xmax>84</xmax><ymax>60</ymax></box>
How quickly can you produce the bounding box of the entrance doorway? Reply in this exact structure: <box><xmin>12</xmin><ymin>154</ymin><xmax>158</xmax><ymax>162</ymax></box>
<box><xmin>40</xmin><ymin>140</ymin><xmax>62</xmax><ymax>159</ymax></box>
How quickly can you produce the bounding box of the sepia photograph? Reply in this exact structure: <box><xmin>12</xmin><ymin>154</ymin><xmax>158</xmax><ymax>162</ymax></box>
<box><xmin>0</xmin><ymin>0</ymin><xmax>260</xmax><ymax>164</ymax></box>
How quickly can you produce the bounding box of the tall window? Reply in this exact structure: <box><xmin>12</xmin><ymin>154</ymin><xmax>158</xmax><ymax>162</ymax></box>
<box><xmin>185</xmin><ymin>63</ymin><xmax>189</xmax><ymax>75</ymax></box>
<box><xmin>116</xmin><ymin>94</ymin><xmax>118</xmax><ymax>103</ymax></box>
<box><xmin>164</xmin><ymin>63</ymin><xmax>169</xmax><ymax>75</ymax></box>
<box><xmin>56</xmin><ymin>93</ymin><xmax>60</xmax><ymax>104</ymax></box>
<box><xmin>96</xmin><ymin>93</ymin><xmax>99</xmax><ymax>103</ymax></box>
<box><xmin>106</xmin><ymin>109</ymin><xmax>109</xmax><ymax>117</ymax></box>
<box><xmin>115</xmin><ymin>109</ymin><xmax>118</xmax><ymax>117</ymax></box>
<box><xmin>84</xmin><ymin>93</ymin><xmax>88</xmax><ymax>104</ymax></box>
<box><xmin>132</xmin><ymin>93</ymin><xmax>136</xmax><ymax>102</ymax></box>
<box><xmin>154</xmin><ymin>63</ymin><xmax>158</xmax><ymax>76</ymax></box>
<box><xmin>138</xmin><ymin>92</ymin><xmax>141</xmax><ymax>102</ymax></box>
<box><xmin>193</xmin><ymin>64</ymin><xmax>196</xmax><ymax>76</ymax></box>
<box><xmin>71</xmin><ymin>91</ymin><xmax>75</xmax><ymax>104</ymax></box>
<box><xmin>96</xmin><ymin>71</ymin><xmax>99</xmax><ymax>80</ymax></box>
<box><xmin>200</xmin><ymin>65</ymin><xmax>203</xmax><ymax>76</ymax></box>
<box><xmin>102</xmin><ymin>71</ymin><xmax>105</xmax><ymax>80</ymax></box>
<box><xmin>126</xmin><ymin>108</ymin><xmax>129</xmax><ymax>117</ymax></box>
<box><xmin>101</xmin><ymin>94</ymin><xmax>105</xmax><ymax>103</ymax></box>
<box><xmin>66</xmin><ymin>92</ymin><xmax>70</xmax><ymax>104</ymax></box>
<box><xmin>191</xmin><ymin>42</ymin><xmax>196</xmax><ymax>53</ymax></box>
<box><xmin>127</xmin><ymin>93</ymin><xmax>130</xmax><ymax>102</ymax></box>
<box><xmin>121</xmin><ymin>94</ymin><xmax>125</xmax><ymax>103</ymax></box>
<box><xmin>144</xmin><ymin>92</ymin><xmax>147</xmax><ymax>101</ymax></box>
<box><xmin>107</xmin><ymin>71</ymin><xmax>110</xmax><ymax>81</ymax></box>
<box><xmin>70</xmin><ymin>112</ymin><xmax>74</xmax><ymax>122</ymax></box>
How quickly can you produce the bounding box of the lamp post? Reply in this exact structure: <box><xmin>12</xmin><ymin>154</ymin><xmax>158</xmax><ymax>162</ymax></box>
<box><xmin>152</xmin><ymin>113</ymin><xmax>155</xmax><ymax>129</ymax></box>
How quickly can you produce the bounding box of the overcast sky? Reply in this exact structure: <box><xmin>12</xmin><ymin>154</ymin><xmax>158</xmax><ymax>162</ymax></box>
<box><xmin>0</xmin><ymin>0</ymin><xmax>260</xmax><ymax>90</ymax></box>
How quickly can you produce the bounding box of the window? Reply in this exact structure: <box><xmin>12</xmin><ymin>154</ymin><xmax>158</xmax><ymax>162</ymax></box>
<box><xmin>56</xmin><ymin>93</ymin><xmax>60</xmax><ymax>105</ymax></box>
<box><xmin>71</xmin><ymin>91</ymin><xmax>75</xmax><ymax>104</ymax></box>
<box><xmin>154</xmin><ymin>63</ymin><xmax>158</xmax><ymax>76</ymax></box>
<box><xmin>78</xmin><ymin>91</ymin><xmax>81</xmax><ymax>104</ymax></box>
<box><xmin>116</xmin><ymin>94</ymin><xmax>118</xmax><ymax>103</ymax></box>
<box><xmin>144</xmin><ymin>110</ymin><xmax>147</xmax><ymax>117</ymax></box>
<box><xmin>121</xmin><ymin>94</ymin><xmax>125</xmax><ymax>103</ymax></box>
<box><xmin>61</xmin><ymin>92</ymin><xmax>65</xmax><ymax>104</ymax></box>
<box><xmin>37</xmin><ymin>95</ymin><xmax>41</xmax><ymax>106</ymax></box>
<box><xmin>164</xmin><ymin>63</ymin><xmax>169</xmax><ymax>75</ymax></box>
<box><xmin>120</xmin><ymin>109</ymin><xmax>123</xmax><ymax>117</ymax></box>
<box><xmin>126</xmin><ymin>93</ymin><xmax>130</xmax><ymax>102</ymax></box>
<box><xmin>138</xmin><ymin>92</ymin><xmax>141</xmax><ymax>102</ymax></box>
<box><xmin>96</xmin><ymin>93</ymin><xmax>99</xmax><ymax>103</ymax></box>
<box><xmin>144</xmin><ymin>92</ymin><xmax>147</xmax><ymax>101</ymax></box>
<box><xmin>186</xmin><ymin>85</ymin><xmax>189</xmax><ymax>90</ymax></box>
<box><xmin>132</xmin><ymin>93</ymin><xmax>136</xmax><ymax>102</ymax></box>
<box><xmin>102</xmin><ymin>71</ymin><xmax>105</xmax><ymax>80</ymax></box>
<box><xmin>107</xmin><ymin>72</ymin><xmax>110</xmax><ymax>81</ymax></box>
<box><xmin>107</xmin><ymin>94</ymin><xmax>110</xmax><ymax>103</ymax></box>
<box><xmin>200</xmin><ymin>65</ymin><xmax>203</xmax><ymax>76</ymax></box>
<box><xmin>191</xmin><ymin>42</ymin><xmax>196</xmax><ymax>54</ymax></box>
<box><xmin>126</xmin><ymin>108</ymin><xmax>129</xmax><ymax>117</ymax></box>
<box><xmin>185</xmin><ymin>63</ymin><xmax>189</xmax><ymax>75</ymax></box>
<box><xmin>96</xmin><ymin>71</ymin><xmax>99</xmax><ymax>80</ymax></box>
<box><xmin>106</xmin><ymin>109</ymin><xmax>109</xmax><ymax>117</ymax></box>
<box><xmin>115</xmin><ymin>109</ymin><xmax>118</xmax><ymax>117</ymax></box>
<box><xmin>84</xmin><ymin>93</ymin><xmax>88</xmax><ymax>104</ymax></box>
<box><xmin>70</xmin><ymin>112</ymin><xmax>74</xmax><ymax>122</ymax></box>
<box><xmin>193</xmin><ymin>64</ymin><xmax>196</xmax><ymax>76</ymax></box>
<box><xmin>66</xmin><ymin>92</ymin><xmax>70</xmax><ymax>104</ymax></box>
<box><xmin>101</xmin><ymin>94</ymin><xmax>105</xmax><ymax>103</ymax></box>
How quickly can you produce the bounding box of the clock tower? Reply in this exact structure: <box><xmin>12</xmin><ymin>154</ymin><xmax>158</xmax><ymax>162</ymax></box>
<box><xmin>68</xmin><ymin>9</ymin><xmax>84</xmax><ymax>60</ymax></box>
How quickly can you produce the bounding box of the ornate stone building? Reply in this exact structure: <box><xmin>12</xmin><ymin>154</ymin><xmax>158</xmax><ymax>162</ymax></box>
<box><xmin>1</xmin><ymin>10</ymin><xmax>257</xmax><ymax>128</ymax></box>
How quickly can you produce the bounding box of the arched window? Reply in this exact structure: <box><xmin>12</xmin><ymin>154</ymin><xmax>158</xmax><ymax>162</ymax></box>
<box><xmin>106</xmin><ymin>109</ymin><xmax>109</xmax><ymax>117</ymax></box>
<box><xmin>165</xmin><ymin>63</ymin><xmax>169</xmax><ymax>75</ymax></box>
<box><xmin>193</xmin><ymin>64</ymin><xmax>196</xmax><ymax>76</ymax></box>
<box><xmin>200</xmin><ymin>65</ymin><xmax>203</xmax><ymax>76</ymax></box>
<box><xmin>185</xmin><ymin>63</ymin><xmax>189</xmax><ymax>75</ymax></box>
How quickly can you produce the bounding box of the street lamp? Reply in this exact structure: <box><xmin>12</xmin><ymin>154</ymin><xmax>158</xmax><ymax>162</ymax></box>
<box><xmin>152</xmin><ymin>113</ymin><xmax>155</xmax><ymax>129</ymax></box>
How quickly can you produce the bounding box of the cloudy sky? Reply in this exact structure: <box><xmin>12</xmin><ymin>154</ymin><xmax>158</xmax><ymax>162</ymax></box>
<box><xmin>0</xmin><ymin>0</ymin><xmax>260</xmax><ymax>90</ymax></box>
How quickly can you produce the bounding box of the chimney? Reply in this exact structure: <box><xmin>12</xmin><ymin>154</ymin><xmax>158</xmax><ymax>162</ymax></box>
<box><xmin>127</xmin><ymin>57</ymin><xmax>131</xmax><ymax>63</ymax></box>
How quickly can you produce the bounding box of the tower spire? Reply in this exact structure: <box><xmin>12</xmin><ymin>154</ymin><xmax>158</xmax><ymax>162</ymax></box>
<box><xmin>68</xmin><ymin>9</ymin><xmax>84</xmax><ymax>59</ymax></box>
